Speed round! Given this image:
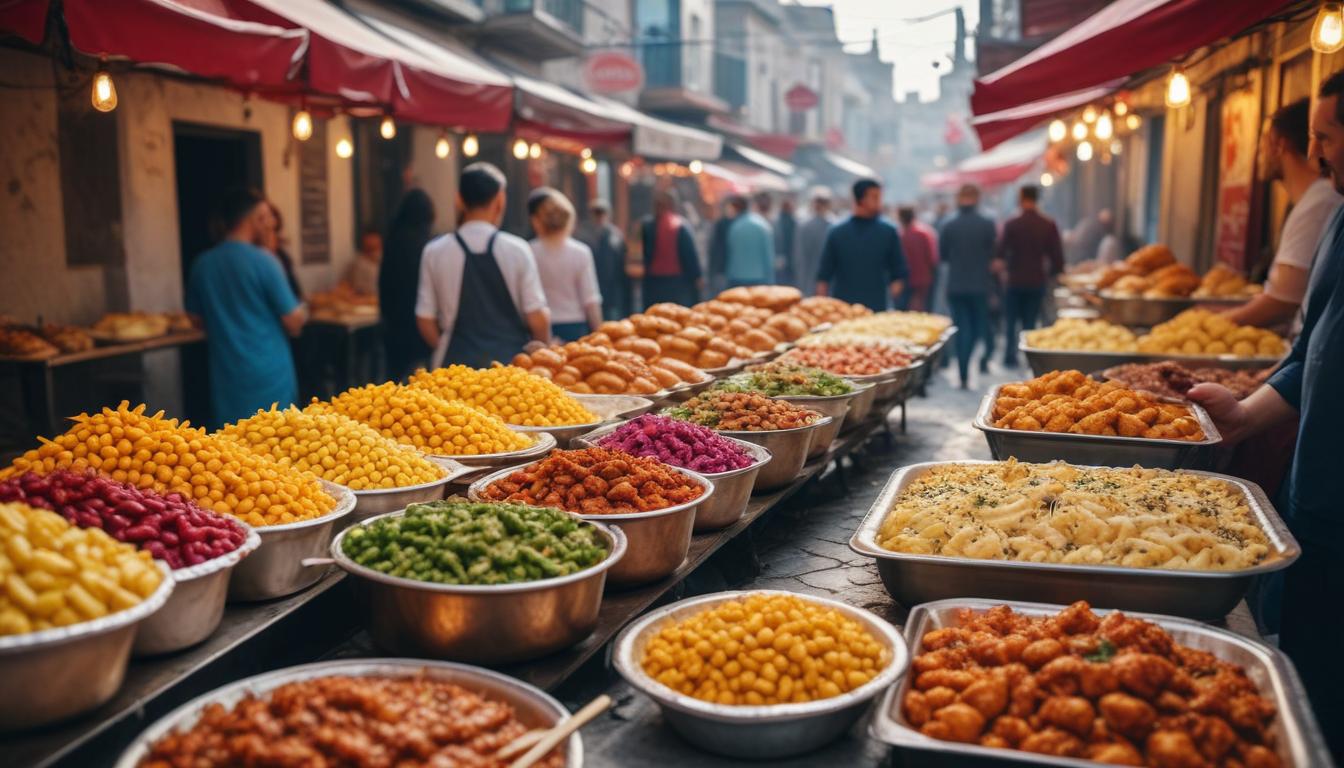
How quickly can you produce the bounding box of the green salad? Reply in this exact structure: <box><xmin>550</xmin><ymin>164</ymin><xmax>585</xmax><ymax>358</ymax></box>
<box><xmin>713</xmin><ymin>364</ymin><xmax>854</xmax><ymax>397</ymax></box>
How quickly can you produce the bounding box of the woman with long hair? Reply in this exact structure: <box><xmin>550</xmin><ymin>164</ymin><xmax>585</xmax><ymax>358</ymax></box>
<box><xmin>527</xmin><ymin>187</ymin><xmax>602</xmax><ymax>342</ymax></box>
<box><xmin>379</xmin><ymin>189</ymin><xmax>436</xmax><ymax>380</ymax></box>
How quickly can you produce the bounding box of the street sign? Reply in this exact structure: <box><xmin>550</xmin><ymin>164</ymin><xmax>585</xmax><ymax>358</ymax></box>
<box><xmin>584</xmin><ymin>52</ymin><xmax>644</xmax><ymax>94</ymax></box>
<box><xmin>785</xmin><ymin>83</ymin><xmax>819</xmax><ymax>112</ymax></box>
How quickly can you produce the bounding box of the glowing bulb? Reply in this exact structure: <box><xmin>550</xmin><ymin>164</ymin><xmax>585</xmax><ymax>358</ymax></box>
<box><xmin>580</xmin><ymin>147</ymin><xmax>593</xmax><ymax>159</ymax></box>
<box><xmin>1110</xmin><ymin>139</ymin><xmax>1123</xmax><ymax>155</ymax></box>
<box><xmin>335</xmin><ymin>137</ymin><xmax>353</xmax><ymax>159</ymax></box>
<box><xmin>1082</xmin><ymin>105</ymin><xmax>1098</xmax><ymax>123</ymax></box>
<box><xmin>1125</xmin><ymin>113</ymin><xmax>1142</xmax><ymax>131</ymax></box>
<box><xmin>1071</xmin><ymin>121</ymin><xmax>1087</xmax><ymax>141</ymax></box>
<box><xmin>1114</xmin><ymin>101</ymin><xmax>1128</xmax><ymax>117</ymax></box>
<box><xmin>529</xmin><ymin>142</ymin><xmax>542</xmax><ymax>159</ymax></box>
<box><xmin>462</xmin><ymin>134</ymin><xmax>479</xmax><ymax>157</ymax></box>
<box><xmin>1076</xmin><ymin>140</ymin><xmax>1094</xmax><ymax>162</ymax></box>
<box><xmin>620</xmin><ymin>161</ymin><xmax>635</xmax><ymax>178</ymax></box>
<box><xmin>1165</xmin><ymin>70</ymin><xmax>1191</xmax><ymax>108</ymax></box>
<box><xmin>1048</xmin><ymin>119</ymin><xmax>1067</xmax><ymax>143</ymax></box>
<box><xmin>513</xmin><ymin>138</ymin><xmax>530</xmax><ymax>159</ymax></box>
<box><xmin>292</xmin><ymin>110</ymin><xmax>313</xmax><ymax>142</ymax></box>
<box><xmin>91</xmin><ymin>69</ymin><xmax>117</xmax><ymax>112</ymax></box>
<box><xmin>379</xmin><ymin>115</ymin><xmax>397</xmax><ymax>140</ymax></box>
<box><xmin>689</xmin><ymin>159</ymin><xmax>704</xmax><ymax>174</ymax></box>
<box><xmin>435</xmin><ymin>134</ymin><xmax>451</xmax><ymax>159</ymax></box>
<box><xmin>1040</xmin><ymin>172</ymin><xmax>1054</xmax><ymax>188</ymax></box>
<box><xmin>1094</xmin><ymin>111</ymin><xmax>1114</xmax><ymax>141</ymax></box>
<box><xmin>1313</xmin><ymin>3</ymin><xmax>1344</xmax><ymax>53</ymax></box>
<box><xmin>581</xmin><ymin>157</ymin><xmax>598</xmax><ymax>174</ymax></box>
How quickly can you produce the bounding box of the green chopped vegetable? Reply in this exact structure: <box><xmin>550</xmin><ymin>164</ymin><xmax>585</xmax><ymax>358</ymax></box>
<box><xmin>1084</xmin><ymin>638</ymin><xmax>1117</xmax><ymax>663</ymax></box>
<box><xmin>342</xmin><ymin>501</ymin><xmax>608</xmax><ymax>585</ymax></box>
<box><xmin>715</xmin><ymin>365</ymin><xmax>853</xmax><ymax>397</ymax></box>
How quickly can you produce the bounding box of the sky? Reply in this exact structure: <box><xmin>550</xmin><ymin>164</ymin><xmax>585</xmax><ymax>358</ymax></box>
<box><xmin>794</xmin><ymin>0</ymin><xmax>980</xmax><ymax>103</ymax></box>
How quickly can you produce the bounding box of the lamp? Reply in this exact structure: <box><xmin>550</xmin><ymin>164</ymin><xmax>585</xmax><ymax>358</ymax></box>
<box><xmin>1313</xmin><ymin>3</ymin><xmax>1344</xmax><ymax>53</ymax></box>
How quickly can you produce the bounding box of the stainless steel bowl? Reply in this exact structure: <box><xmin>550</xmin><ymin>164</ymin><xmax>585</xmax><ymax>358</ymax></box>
<box><xmin>431</xmin><ymin>430</ymin><xmax>557</xmax><ymax>469</ymax></box>
<box><xmin>330</xmin><ymin>510</ymin><xmax>626</xmax><ymax>663</ymax></box>
<box><xmin>668</xmin><ymin>375</ymin><xmax>716</xmax><ymax>402</ymax></box>
<box><xmin>345</xmin><ymin>470</ymin><xmax>456</xmax><ymax>527</ymax></box>
<box><xmin>469</xmin><ymin>466</ymin><xmax>714</xmax><ymax>589</ymax></box>
<box><xmin>513</xmin><ymin>419</ymin><xmax>612</xmax><ymax>447</ymax></box>
<box><xmin>1099</xmin><ymin>291</ymin><xmax>1251</xmax><ymax>327</ymax></box>
<box><xmin>0</xmin><ymin>560</ymin><xmax>174</xmax><ymax>731</ymax></box>
<box><xmin>718</xmin><ymin>417</ymin><xmax>830</xmax><ymax>492</ymax></box>
<box><xmin>573</xmin><ymin>424</ymin><xmax>772</xmax><ymax>532</ymax></box>
<box><xmin>113</xmin><ymin>659</ymin><xmax>584</xmax><ymax>767</ymax></box>
<box><xmin>613</xmin><ymin>589</ymin><xmax>909</xmax><ymax>760</ymax></box>
<box><xmin>841</xmin><ymin>379</ymin><xmax>878</xmax><ymax>429</ymax></box>
<box><xmin>571</xmin><ymin>392</ymin><xmax>657</xmax><ymax>420</ymax></box>
<box><xmin>227</xmin><ymin>481</ymin><xmax>355</xmax><ymax>602</ymax></box>
<box><xmin>134</xmin><ymin>526</ymin><xmax>262</xmax><ymax>656</ymax></box>
<box><xmin>776</xmin><ymin>392</ymin><xmax>854</xmax><ymax>459</ymax></box>
<box><xmin>1020</xmin><ymin>332</ymin><xmax>1283</xmax><ymax>378</ymax></box>
<box><xmin>701</xmin><ymin>360</ymin><xmax>746</xmax><ymax>377</ymax></box>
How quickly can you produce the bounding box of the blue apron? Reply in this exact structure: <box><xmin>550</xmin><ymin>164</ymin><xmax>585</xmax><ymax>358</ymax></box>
<box><xmin>443</xmin><ymin>232</ymin><xmax>531</xmax><ymax>368</ymax></box>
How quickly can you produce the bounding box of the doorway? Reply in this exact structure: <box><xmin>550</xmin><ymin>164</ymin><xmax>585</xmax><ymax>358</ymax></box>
<box><xmin>173</xmin><ymin>123</ymin><xmax>263</xmax><ymax>288</ymax></box>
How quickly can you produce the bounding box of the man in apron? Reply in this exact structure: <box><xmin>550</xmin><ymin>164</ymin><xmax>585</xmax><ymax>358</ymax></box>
<box><xmin>415</xmin><ymin>162</ymin><xmax>550</xmax><ymax>369</ymax></box>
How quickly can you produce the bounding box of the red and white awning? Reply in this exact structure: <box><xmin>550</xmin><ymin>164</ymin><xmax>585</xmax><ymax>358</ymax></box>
<box><xmin>921</xmin><ymin>131</ymin><xmax>1045</xmax><ymax>192</ymax></box>
<box><xmin>970</xmin><ymin>80</ymin><xmax>1125</xmax><ymax>151</ymax></box>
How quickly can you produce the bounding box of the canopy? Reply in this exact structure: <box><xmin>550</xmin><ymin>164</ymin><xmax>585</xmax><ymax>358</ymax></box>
<box><xmin>726</xmin><ymin>141</ymin><xmax>796</xmax><ymax>178</ymax></box>
<box><xmin>819</xmin><ymin>151</ymin><xmax>877</xmax><ymax>180</ymax></box>
<box><xmin>971</xmin><ymin>0</ymin><xmax>1293</xmax><ymax>117</ymax></box>
<box><xmin>970</xmin><ymin>80</ymin><xmax>1124</xmax><ymax>151</ymax></box>
<box><xmin>921</xmin><ymin>131</ymin><xmax>1045</xmax><ymax>191</ymax></box>
<box><xmin>0</xmin><ymin>0</ymin><xmax>48</xmax><ymax>44</ymax></box>
<box><xmin>590</xmin><ymin>96</ymin><xmax>721</xmax><ymax>161</ymax></box>
<box><xmin>701</xmin><ymin>162</ymin><xmax>789</xmax><ymax>194</ymax></box>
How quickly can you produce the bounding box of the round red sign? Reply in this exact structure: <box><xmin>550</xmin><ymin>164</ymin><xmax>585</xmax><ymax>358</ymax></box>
<box><xmin>785</xmin><ymin>83</ymin><xmax>819</xmax><ymax>112</ymax></box>
<box><xmin>584</xmin><ymin>52</ymin><xmax>645</xmax><ymax>94</ymax></box>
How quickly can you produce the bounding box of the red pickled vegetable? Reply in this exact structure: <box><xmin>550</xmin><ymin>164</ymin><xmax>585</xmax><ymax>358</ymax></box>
<box><xmin>596</xmin><ymin>415</ymin><xmax>755</xmax><ymax>474</ymax></box>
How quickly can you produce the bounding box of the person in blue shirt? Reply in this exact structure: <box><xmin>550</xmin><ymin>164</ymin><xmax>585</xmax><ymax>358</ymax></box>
<box><xmin>1189</xmin><ymin>72</ymin><xmax>1344</xmax><ymax>762</ymax></box>
<box><xmin>724</xmin><ymin>194</ymin><xmax>775</xmax><ymax>288</ymax></box>
<box><xmin>816</xmin><ymin>178</ymin><xmax>908</xmax><ymax>311</ymax></box>
<box><xmin>187</xmin><ymin>188</ymin><xmax>306</xmax><ymax>429</ymax></box>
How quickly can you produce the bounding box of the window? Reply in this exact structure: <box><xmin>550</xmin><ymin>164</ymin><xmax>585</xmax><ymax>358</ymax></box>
<box><xmin>686</xmin><ymin>14</ymin><xmax>703</xmax><ymax>91</ymax></box>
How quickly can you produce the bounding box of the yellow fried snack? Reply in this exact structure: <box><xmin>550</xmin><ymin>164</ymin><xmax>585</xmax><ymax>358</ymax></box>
<box><xmin>993</xmin><ymin>370</ymin><xmax>1204</xmax><ymax>440</ymax></box>
<box><xmin>409</xmin><ymin>365</ymin><xmax>598</xmax><ymax>427</ymax></box>
<box><xmin>1136</xmin><ymin>308</ymin><xmax>1286</xmax><ymax>358</ymax></box>
<box><xmin>0</xmin><ymin>502</ymin><xmax>162</xmax><ymax>635</ymax></box>
<box><xmin>824</xmin><ymin>311</ymin><xmax>951</xmax><ymax>345</ymax></box>
<box><xmin>1023</xmin><ymin>318</ymin><xmax>1138</xmax><ymax>351</ymax></box>
<box><xmin>640</xmin><ymin>592</ymin><xmax>890</xmax><ymax>706</ymax></box>
<box><xmin>312</xmin><ymin>382</ymin><xmax>533</xmax><ymax>456</ymax></box>
<box><xmin>4</xmin><ymin>403</ymin><xmax>335</xmax><ymax>527</ymax></box>
<box><xmin>219</xmin><ymin>406</ymin><xmax>445</xmax><ymax>490</ymax></box>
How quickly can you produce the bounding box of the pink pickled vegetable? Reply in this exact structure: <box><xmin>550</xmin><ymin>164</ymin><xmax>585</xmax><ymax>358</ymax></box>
<box><xmin>596</xmin><ymin>415</ymin><xmax>755</xmax><ymax>474</ymax></box>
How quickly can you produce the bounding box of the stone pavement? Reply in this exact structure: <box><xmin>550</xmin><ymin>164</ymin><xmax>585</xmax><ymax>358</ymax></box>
<box><xmin>560</xmin><ymin>362</ymin><xmax>1016</xmax><ymax>767</ymax></box>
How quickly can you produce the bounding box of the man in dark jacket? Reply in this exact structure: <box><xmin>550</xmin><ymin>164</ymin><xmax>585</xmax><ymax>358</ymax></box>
<box><xmin>939</xmin><ymin>184</ymin><xmax>998</xmax><ymax>388</ymax></box>
<box><xmin>773</xmin><ymin>193</ymin><xmax>797</xmax><ymax>286</ymax></box>
<box><xmin>582</xmin><ymin>199</ymin><xmax>628</xmax><ymax>320</ymax></box>
<box><xmin>996</xmin><ymin>185</ymin><xmax>1064</xmax><ymax>366</ymax></box>
<box><xmin>638</xmin><ymin>188</ymin><xmax>702</xmax><ymax>308</ymax></box>
<box><xmin>817</xmin><ymin>178</ymin><xmax>907</xmax><ymax>311</ymax></box>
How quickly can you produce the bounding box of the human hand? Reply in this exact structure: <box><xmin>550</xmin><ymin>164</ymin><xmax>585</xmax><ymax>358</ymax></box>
<box><xmin>522</xmin><ymin>340</ymin><xmax>547</xmax><ymax>353</ymax></box>
<box><xmin>1186</xmin><ymin>383</ymin><xmax>1249</xmax><ymax>444</ymax></box>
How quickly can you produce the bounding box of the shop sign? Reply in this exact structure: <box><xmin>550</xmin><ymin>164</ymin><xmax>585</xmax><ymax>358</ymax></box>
<box><xmin>1215</xmin><ymin>89</ymin><xmax>1258</xmax><ymax>271</ymax></box>
<box><xmin>785</xmin><ymin>83</ymin><xmax>819</xmax><ymax>112</ymax></box>
<box><xmin>584</xmin><ymin>52</ymin><xmax>644</xmax><ymax>94</ymax></box>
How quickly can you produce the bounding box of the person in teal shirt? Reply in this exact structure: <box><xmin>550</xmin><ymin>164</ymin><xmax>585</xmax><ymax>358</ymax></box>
<box><xmin>724</xmin><ymin>194</ymin><xmax>775</xmax><ymax>287</ymax></box>
<box><xmin>187</xmin><ymin>188</ymin><xmax>306</xmax><ymax>428</ymax></box>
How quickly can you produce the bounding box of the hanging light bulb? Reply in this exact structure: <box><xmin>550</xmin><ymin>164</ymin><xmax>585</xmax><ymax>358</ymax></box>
<box><xmin>1094</xmin><ymin>111</ymin><xmax>1114</xmax><ymax>141</ymax></box>
<box><xmin>1076</xmin><ymin>140</ymin><xmax>1094</xmax><ymax>162</ymax></box>
<box><xmin>1048</xmin><ymin>119</ymin><xmax>1067</xmax><ymax>143</ymax></box>
<box><xmin>1113</xmin><ymin>101</ymin><xmax>1129</xmax><ymax>117</ymax></box>
<box><xmin>581</xmin><ymin>157</ymin><xmax>598</xmax><ymax>174</ymax></box>
<box><xmin>1313</xmin><ymin>3</ymin><xmax>1344</xmax><ymax>53</ymax></box>
<box><xmin>379</xmin><ymin>115</ymin><xmax>397</xmax><ymax>140</ymax></box>
<box><xmin>1110</xmin><ymin>139</ymin><xmax>1124</xmax><ymax>155</ymax></box>
<box><xmin>1040</xmin><ymin>172</ymin><xmax>1054</xmax><ymax>188</ymax></box>
<box><xmin>528</xmin><ymin>142</ymin><xmax>542</xmax><ymax>159</ymax></box>
<box><xmin>1125</xmin><ymin>113</ymin><xmax>1142</xmax><ymax>131</ymax></box>
<box><xmin>580</xmin><ymin>147</ymin><xmax>593</xmax><ymax>159</ymax></box>
<box><xmin>620</xmin><ymin>161</ymin><xmax>635</xmax><ymax>178</ymax></box>
<box><xmin>292</xmin><ymin>109</ymin><xmax>313</xmax><ymax>142</ymax></box>
<box><xmin>335</xmin><ymin>137</ymin><xmax>354</xmax><ymax>159</ymax></box>
<box><xmin>689</xmin><ymin>159</ymin><xmax>704</xmax><ymax>174</ymax></box>
<box><xmin>1082</xmin><ymin>105</ymin><xmax>1099</xmax><ymax>124</ymax></box>
<box><xmin>462</xmin><ymin>134</ymin><xmax>479</xmax><ymax>157</ymax></box>
<box><xmin>512</xmin><ymin>138</ymin><xmax>530</xmax><ymax>159</ymax></box>
<box><xmin>1165</xmin><ymin>69</ymin><xmax>1191</xmax><ymax>108</ymax></box>
<box><xmin>435</xmin><ymin>132</ymin><xmax>451</xmax><ymax>159</ymax></box>
<box><xmin>91</xmin><ymin>67</ymin><xmax>117</xmax><ymax>112</ymax></box>
<box><xmin>1071</xmin><ymin>120</ymin><xmax>1088</xmax><ymax>141</ymax></box>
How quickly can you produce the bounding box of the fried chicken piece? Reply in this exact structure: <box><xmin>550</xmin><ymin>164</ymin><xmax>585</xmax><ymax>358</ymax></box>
<box><xmin>1099</xmin><ymin>692</ymin><xmax>1157</xmax><ymax>741</ymax></box>
<box><xmin>959</xmin><ymin>676</ymin><xmax>1009</xmax><ymax>720</ymax></box>
<box><xmin>1039</xmin><ymin>695</ymin><xmax>1096</xmax><ymax>736</ymax></box>
<box><xmin>1019</xmin><ymin>726</ymin><xmax>1085</xmax><ymax>757</ymax></box>
<box><xmin>989</xmin><ymin>715</ymin><xmax>1032</xmax><ymax>746</ymax></box>
<box><xmin>920</xmin><ymin>703</ymin><xmax>985</xmax><ymax>743</ymax></box>
<box><xmin>1146</xmin><ymin>730</ymin><xmax>1210</xmax><ymax>768</ymax></box>
<box><xmin>1112</xmin><ymin>652</ymin><xmax>1174</xmax><ymax>698</ymax></box>
<box><xmin>1087</xmin><ymin>740</ymin><xmax>1145</xmax><ymax>766</ymax></box>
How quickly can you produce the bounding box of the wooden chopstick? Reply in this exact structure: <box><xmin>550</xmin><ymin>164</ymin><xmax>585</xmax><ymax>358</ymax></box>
<box><xmin>506</xmin><ymin>694</ymin><xmax>611</xmax><ymax>768</ymax></box>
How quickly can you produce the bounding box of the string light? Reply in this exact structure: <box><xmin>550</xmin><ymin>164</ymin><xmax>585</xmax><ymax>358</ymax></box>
<box><xmin>620</xmin><ymin>161</ymin><xmax>635</xmax><ymax>178</ymax></box>
<box><xmin>91</xmin><ymin>67</ymin><xmax>117</xmax><ymax>112</ymax></box>
<box><xmin>689</xmin><ymin>159</ymin><xmax>704</xmax><ymax>174</ymax></box>
<box><xmin>580</xmin><ymin>147</ymin><xmax>593</xmax><ymax>159</ymax></box>
<box><xmin>335</xmin><ymin>137</ymin><xmax>354</xmax><ymax>159</ymax></box>
<box><xmin>462</xmin><ymin>134</ymin><xmax>479</xmax><ymax>157</ymax></box>
<box><xmin>435</xmin><ymin>132</ymin><xmax>451</xmax><ymax>159</ymax></box>
<box><xmin>1165</xmin><ymin>69</ymin><xmax>1191</xmax><ymax>108</ymax></box>
<box><xmin>1094</xmin><ymin>111</ymin><xmax>1114</xmax><ymax>141</ymax></box>
<box><xmin>1125</xmin><ymin>113</ymin><xmax>1142</xmax><ymax>131</ymax></box>
<box><xmin>1040</xmin><ymin>172</ymin><xmax>1054</xmax><ymax>188</ymax></box>
<box><xmin>1076</xmin><ymin>140</ymin><xmax>1094</xmax><ymax>162</ymax></box>
<box><xmin>1110</xmin><ymin>139</ymin><xmax>1124</xmax><ymax>155</ymax></box>
<box><xmin>1047</xmin><ymin>119</ymin><xmax>1067</xmax><ymax>143</ymax></box>
<box><xmin>512</xmin><ymin>138</ymin><xmax>530</xmax><ymax>159</ymax></box>
<box><xmin>1071</xmin><ymin>120</ymin><xmax>1088</xmax><ymax>141</ymax></box>
<box><xmin>1082</xmin><ymin>105</ymin><xmax>1098</xmax><ymax>123</ymax></box>
<box><xmin>529</xmin><ymin>142</ymin><xmax>542</xmax><ymax>159</ymax></box>
<box><xmin>379</xmin><ymin>115</ymin><xmax>397</xmax><ymax>140</ymax></box>
<box><xmin>291</xmin><ymin>109</ymin><xmax>313</xmax><ymax>142</ymax></box>
<box><xmin>1114</xmin><ymin>101</ymin><xmax>1129</xmax><ymax>117</ymax></box>
<box><xmin>1313</xmin><ymin>3</ymin><xmax>1344</xmax><ymax>53</ymax></box>
<box><xmin>581</xmin><ymin>157</ymin><xmax>598</xmax><ymax>174</ymax></box>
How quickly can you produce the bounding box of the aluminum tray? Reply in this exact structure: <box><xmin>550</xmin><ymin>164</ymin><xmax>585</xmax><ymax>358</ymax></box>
<box><xmin>1099</xmin><ymin>291</ymin><xmax>1251</xmax><ymax>327</ymax></box>
<box><xmin>973</xmin><ymin>383</ymin><xmax>1221</xmax><ymax>469</ymax></box>
<box><xmin>432</xmin><ymin>430</ymin><xmax>557</xmax><ymax>468</ymax></box>
<box><xmin>113</xmin><ymin>659</ymin><xmax>583</xmax><ymax>767</ymax></box>
<box><xmin>870</xmin><ymin>598</ymin><xmax>1329</xmax><ymax>768</ymax></box>
<box><xmin>848</xmin><ymin>460</ymin><xmax>1300</xmax><ymax>620</ymax></box>
<box><xmin>1020</xmin><ymin>333</ymin><xmax>1283</xmax><ymax>377</ymax></box>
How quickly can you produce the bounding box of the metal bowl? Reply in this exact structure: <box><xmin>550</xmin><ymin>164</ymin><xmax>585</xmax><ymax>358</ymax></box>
<box><xmin>613</xmin><ymin>589</ymin><xmax>909</xmax><ymax>760</ymax></box>
<box><xmin>573</xmin><ymin>424</ymin><xmax>772</xmax><ymax>532</ymax></box>
<box><xmin>134</xmin><ymin>526</ymin><xmax>262</xmax><ymax>656</ymax></box>
<box><xmin>431</xmin><ymin>430</ymin><xmax>557</xmax><ymax>469</ymax></box>
<box><xmin>841</xmin><ymin>379</ymin><xmax>878</xmax><ymax>429</ymax></box>
<box><xmin>667</xmin><ymin>375</ymin><xmax>716</xmax><ymax>402</ymax></box>
<box><xmin>1020</xmin><ymin>332</ymin><xmax>1283</xmax><ymax>378</ymax></box>
<box><xmin>469</xmin><ymin>466</ymin><xmax>714</xmax><ymax>589</ymax></box>
<box><xmin>571</xmin><ymin>392</ymin><xmax>657</xmax><ymax>420</ymax></box>
<box><xmin>113</xmin><ymin>659</ymin><xmax>584</xmax><ymax>767</ymax></box>
<box><xmin>1099</xmin><ymin>291</ymin><xmax>1252</xmax><ymax>327</ymax></box>
<box><xmin>330</xmin><ymin>509</ymin><xmax>626</xmax><ymax>663</ymax></box>
<box><xmin>701</xmin><ymin>360</ymin><xmax>747</xmax><ymax>377</ymax></box>
<box><xmin>718</xmin><ymin>417</ymin><xmax>830</xmax><ymax>493</ymax></box>
<box><xmin>513</xmin><ymin>419</ymin><xmax>612</xmax><ymax>447</ymax></box>
<box><xmin>775</xmin><ymin>392</ymin><xmax>855</xmax><ymax>459</ymax></box>
<box><xmin>345</xmin><ymin>467</ymin><xmax>457</xmax><ymax>527</ymax></box>
<box><xmin>226</xmin><ymin>481</ymin><xmax>355</xmax><ymax>602</ymax></box>
<box><xmin>0</xmin><ymin>560</ymin><xmax>174</xmax><ymax>731</ymax></box>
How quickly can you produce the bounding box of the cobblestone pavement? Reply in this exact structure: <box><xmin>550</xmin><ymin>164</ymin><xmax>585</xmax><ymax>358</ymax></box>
<box><xmin>562</xmin><ymin>362</ymin><xmax>1016</xmax><ymax>767</ymax></box>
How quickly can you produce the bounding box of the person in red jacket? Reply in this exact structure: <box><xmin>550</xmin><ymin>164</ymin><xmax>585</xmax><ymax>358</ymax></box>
<box><xmin>897</xmin><ymin>206</ymin><xmax>938</xmax><ymax>311</ymax></box>
<box><xmin>994</xmin><ymin>185</ymin><xmax>1064</xmax><ymax>366</ymax></box>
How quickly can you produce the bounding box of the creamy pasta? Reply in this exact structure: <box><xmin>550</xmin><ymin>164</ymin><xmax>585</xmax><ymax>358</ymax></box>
<box><xmin>875</xmin><ymin>460</ymin><xmax>1272</xmax><ymax>571</ymax></box>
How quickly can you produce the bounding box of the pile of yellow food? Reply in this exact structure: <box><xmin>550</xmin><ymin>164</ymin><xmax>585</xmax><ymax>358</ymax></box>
<box><xmin>313</xmin><ymin>383</ymin><xmax>532</xmax><ymax>456</ymax></box>
<box><xmin>1137</xmin><ymin>308</ymin><xmax>1286</xmax><ymax>357</ymax></box>
<box><xmin>992</xmin><ymin>370</ymin><xmax>1204</xmax><ymax>440</ymax></box>
<box><xmin>3</xmin><ymin>403</ymin><xmax>334</xmax><ymax>527</ymax></box>
<box><xmin>640</xmin><ymin>593</ymin><xmax>890</xmax><ymax>706</ymax></box>
<box><xmin>218</xmin><ymin>406</ymin><xmax>445</xmax><ymax>490</ymax></box>
<box><xmin>409</xmin><ymin>365</ymin><xmax>598</xmax><ymax>427</ymax></box>
<box><xmin>1024</xmin><ymin>318</ymin><xmax>1138</xmax><ymax>351</ymax></box>
<box><xmin>0</xmin><ymin>502</ymin><xmax>163</xmax><ymax>635</ymax></box>
<box><xmin>826</xmin><ymin>311</ymin><xmax>951</xmax><ymax>345</ymax></box>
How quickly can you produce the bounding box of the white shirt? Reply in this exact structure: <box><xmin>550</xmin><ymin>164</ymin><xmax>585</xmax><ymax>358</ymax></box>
<box><xmin>415</xmin><ymin>220</ymin><xmax>548</xmax><ymax>367</ymax></box>
<box><xmin>1272</xmin><ymin>178</ymin><xmax>1343</xmax><ymax>304</ymax></box>
<box><xmin>529</xmin><ymin>237</ymin><xmax>602</xmax><ymax>324</ymax></box>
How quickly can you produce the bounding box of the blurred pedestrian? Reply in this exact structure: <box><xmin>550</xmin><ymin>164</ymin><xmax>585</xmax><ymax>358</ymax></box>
<box><xmin>725</xmin><ymin>193</ymin><xmax>775</xmax><ymax>288</ymax></box>
<box><xmin>939</xmin><ymin>184</ymin><xmax>997</xmax><ymax>388</ymax></box>
<box><xmin>816</xmin><ymin>178</ymin><xmax>907</xmax><ymax>311</ymax></box>
<box><xmin>380</xmin><ymin>189</ymin><xmax>435</xmax><ymax>380</ymax></box>
<box><xmin>638</xmin><ymin>188</ymin><xmax>702</xmax><ymax>307</ymax></box>
<box><xmin>897</xmin><ymin>205</ymin><xmax>938</xmax><ymax>312</ymax></box>
<box><xmin>345</xmin><ymin>229</ymin><xmax>382</xmax><ymax>296</ymax></box>
<box><xmin>256</xmin><ymin>200</ymin><xmax>302</xmax><ymax>300</ymax></box>
<box><xmin>581</xmin><ymin>199</ymin><xmax>629</xmax><ymax>321</ymax></box>
<box><xmin>708</xmin><ymin>196</ymin><xmax>741</xmax><ymax>293</ymax></box>
<box><xmin>528</xmin><ymin>188</ymin><xmax>602</xmax><ymax>342</ymax></box>
<box><xmin>996</xmin><ymin>184</ymin><xmax>1063</xmax><ymax>367</ymax></box>
<box><xmin>774</xmin><ymin>193</ymin><xmax>797</xmax><ymax>286</ymax></box>
<box><xmin>795</xmin><ymin>187</ymin><xmax>835</xmax><ymax>296</ymax></box>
